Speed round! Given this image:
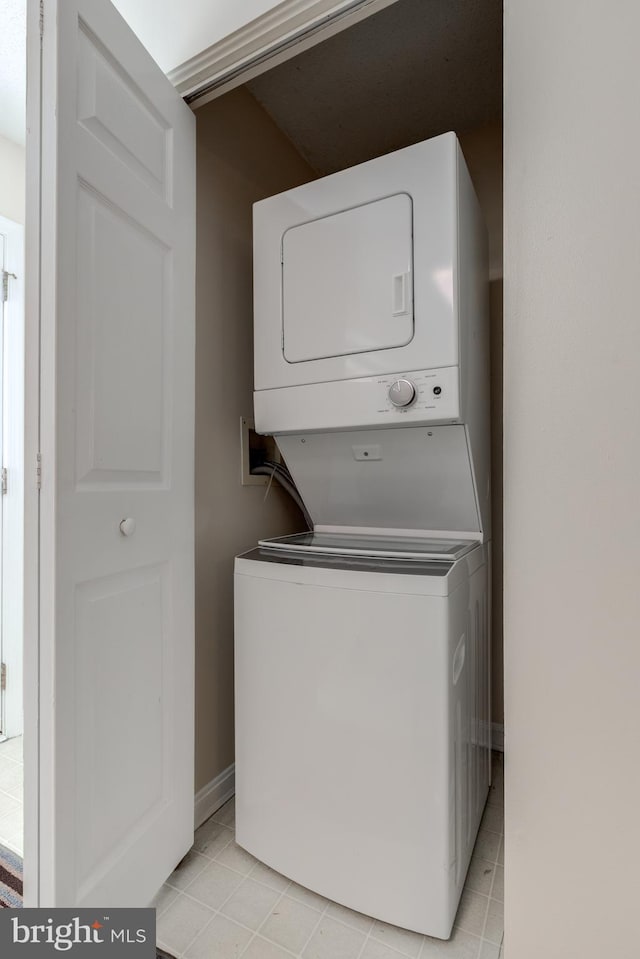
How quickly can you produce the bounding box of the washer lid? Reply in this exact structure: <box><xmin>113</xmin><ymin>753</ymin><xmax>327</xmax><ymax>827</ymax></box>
<box><xmin>276</xmin><ymin>425</ymin><xmax>482</xmax><ymax>536</ymax></box>
<box><xmin>258</xmin><ymin>531</ymin><xmax>477</xmax><ymax>561</ymax></box>
<box><xmin>242</xmin><ymin>546</ymin><xmax>453</xmax><ymax>576</ymax></box>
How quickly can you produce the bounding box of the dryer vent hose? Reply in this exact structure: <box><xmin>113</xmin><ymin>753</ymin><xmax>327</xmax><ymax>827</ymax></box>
<box><xmin>251</xmin><ymin>460</ymin><xmax>313</xmax><ymax>530</ymax></box>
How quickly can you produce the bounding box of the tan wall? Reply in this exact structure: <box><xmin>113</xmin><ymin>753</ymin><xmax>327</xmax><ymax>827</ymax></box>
<box><xmin>0</xmin><ymin>135</ymin><xmax>25</xmax><ymax>225</ymax></box>
<box><xmin>459</xmin><ymin>123</ymin><xmax>503</xmax><ymax>727</ymax></box>
<box><xmin>504</xmin><ymin>1</ymin><xmax>640</xmax><ymax>954</ymax></box>
<box><xmin>195</xmin><ymin>87</ymin><xmax>315</xmax><ymax>792</ymax></box>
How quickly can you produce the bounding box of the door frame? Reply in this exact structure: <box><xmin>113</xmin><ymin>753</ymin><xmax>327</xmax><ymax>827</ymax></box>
<box><xmin>23</xmin><ymin>0</ymin><xmax>39</xmax><ymax>907</ymax></box>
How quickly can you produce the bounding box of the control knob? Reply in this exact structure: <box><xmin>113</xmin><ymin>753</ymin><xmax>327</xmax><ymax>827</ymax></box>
<box><xmin>388</xmin><ymin>378</ymin><xmax>416</xmax><ymax>408</ymax></box>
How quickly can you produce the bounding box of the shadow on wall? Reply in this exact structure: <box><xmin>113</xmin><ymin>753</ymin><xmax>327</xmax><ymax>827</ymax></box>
<box><xmin>490</xmin><ymin>278</ymin><xmax>503</xmax><ymax>728</ymax></box>
<box><xmin>193</xmin><ymin>87</ymin><xmax>316</xmax><ymax>795</ymax></box>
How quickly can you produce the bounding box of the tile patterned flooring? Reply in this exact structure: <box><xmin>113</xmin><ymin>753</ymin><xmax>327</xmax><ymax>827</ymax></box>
<box><xmin>156</xmin><ymin>755</ymin><xmax>504</xmax><ymax>959</ymax></box>
<box><xmin>0</xmin><ymin>735</ymin><xmax>23</xmax><ymax>856</ymax></box>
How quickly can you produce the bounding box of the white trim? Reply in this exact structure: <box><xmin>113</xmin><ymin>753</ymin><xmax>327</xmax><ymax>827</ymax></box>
<box><xmin>0</xmin><ymin>214</ymin><xmax>25</xmax><ymax>741</ymax></box>
<box><xmin>194</xmin><ymin>763</ymin><xmax>235</xmax><ymax>829</ymax></box>
<box><xmin>23</xmin><ymin>0</ymin><xmax>44</xmax><ymax>908</ymax></box>
<box><xmin>170</xmin><ymin>0</ymin><xmax>401</xmax><ymax>105</ymax></box>
<box><xmin>492</xmin><ymin>722</ymin><xmax>504</xmax><ymax>752</ymax></box>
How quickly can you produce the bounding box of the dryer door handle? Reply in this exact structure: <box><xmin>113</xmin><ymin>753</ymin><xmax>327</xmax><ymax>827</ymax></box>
<box><xmin>392</xmin><ymin>271</ymin><xmax>411</xmax><ymax>316</ymax></box>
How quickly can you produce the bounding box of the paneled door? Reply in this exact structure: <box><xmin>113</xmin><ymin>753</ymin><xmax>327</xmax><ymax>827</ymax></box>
<box><xmin>25</xmin><ymin>0</ymin><xmax>195</xmax><ymax>905</ymax></box>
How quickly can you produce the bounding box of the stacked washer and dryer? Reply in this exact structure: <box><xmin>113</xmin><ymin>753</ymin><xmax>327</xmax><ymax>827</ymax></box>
<box><xmin>234</xmin><ymin>132</ymin><xmax>491</xmax><ymax>940</ymax></box>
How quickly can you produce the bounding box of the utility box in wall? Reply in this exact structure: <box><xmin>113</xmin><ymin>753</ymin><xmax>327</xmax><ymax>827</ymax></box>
<box><xmin>239</xmin><ymin>416</ymin><xmax>281</xmax><ymax>486</ymax></box>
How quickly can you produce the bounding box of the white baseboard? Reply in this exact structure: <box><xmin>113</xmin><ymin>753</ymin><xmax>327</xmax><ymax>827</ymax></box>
<box><xmin>194</xmin><ymin>763</ymin><xmax>235</xmax><ymax>829</ymax></box>
<box><xmin>492</xmin><ymin>723</ymin><xmax>504</xmax><ymax>752</ymax></box>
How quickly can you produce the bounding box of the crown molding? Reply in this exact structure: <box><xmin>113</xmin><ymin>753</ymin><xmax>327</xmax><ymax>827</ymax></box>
<box><xmin>169</xmin><ymin>0</ymin><xmax>400</xmax><ymax>105</ymax></box>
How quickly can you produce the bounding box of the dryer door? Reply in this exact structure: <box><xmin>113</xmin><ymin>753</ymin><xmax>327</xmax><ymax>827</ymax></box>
<box><xmin>282</xmin><ymin>193</ymin><xmax>414</xmax><ymax>362</ymax></box>
<box><xmin>253</xmin><ymin>133</ymin><xmax>462</xmax><ymax>391</ymax></box>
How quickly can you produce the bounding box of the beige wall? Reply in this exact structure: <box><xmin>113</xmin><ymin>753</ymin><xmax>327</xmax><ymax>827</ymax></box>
<box><xmin>0</xmin><ymin>135</ymin><xmax>25</xmax><ymax>224</ymax></box>
<box><xmin>459</xmin><ymin>123</ymin><xmax>503</xmax><ymax>727</ymax></box>
<box><xmin>195</xmin><ymin>87</ymin><xmax>314</xmax><ymax>792</ymax></box>
<box><xmin>504</xmin><ymin>1</ymin><xmax>640</xmax><ymax>955</ymax></box>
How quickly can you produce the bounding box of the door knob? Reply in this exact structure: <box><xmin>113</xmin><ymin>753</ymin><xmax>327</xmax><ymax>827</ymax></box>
<box><xmin>119</xmin><ymin>517</ymin><xmax>136</xmax><ymax>537</ymax></box>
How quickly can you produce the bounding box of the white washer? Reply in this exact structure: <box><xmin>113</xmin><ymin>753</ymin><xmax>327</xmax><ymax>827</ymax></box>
<box><xmin>234</xmin><ymin>535</ymin><xmax>490</xmax><ymax>939</ymax></box>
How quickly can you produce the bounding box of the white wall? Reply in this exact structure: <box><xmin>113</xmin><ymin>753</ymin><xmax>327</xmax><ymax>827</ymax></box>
<box><xmin>504</xmin><ymin>2</ymin><xmax>640</xmax><ymax>956</ymax></box>
<box><xmin>111</xmin><ymin>0</ymin><xmax>279</xmax><ymax>72</ymax></box>
<box><xmin>0</xmin><ymin>135</ymin><xmax>25</xmax><ymax>224</ymax></box>
<box><xmin>111</xmin><ymin>0</ymin><xmax>330</xmax><ymax>74</ymax></box>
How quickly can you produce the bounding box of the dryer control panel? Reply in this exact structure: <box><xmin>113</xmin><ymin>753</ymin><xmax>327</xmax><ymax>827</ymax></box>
<box><xmin>376</xmin><ymin>368</ymin><xmax>458</xmax><ymax>417</ymax></box>
<box><xmin>254</xmin><ymin>367</ymin><xmax>460</xmax><ymax>435</ymax></box>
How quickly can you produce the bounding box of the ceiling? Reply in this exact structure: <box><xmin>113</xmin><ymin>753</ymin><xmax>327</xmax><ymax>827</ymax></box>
<box><xmin>0</xmin><ymin>0</ymin><xmax>26</xmax><ymax>145</ymax></box>
<box><xmin>246</xmin><ymin>0</ymin><xmax>502</xmax><ymax>175</ymax></box>
<box><xmin>0</xmin><ymin>0</ymin><xmax>501</xmax><ymax>159</ymax></box>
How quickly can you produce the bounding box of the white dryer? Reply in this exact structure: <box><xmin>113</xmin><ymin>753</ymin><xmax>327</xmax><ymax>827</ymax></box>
<box><xmin>234</xmin><ymin>132</ymin><xmax>491</xmax><ymax>939</ymax></box>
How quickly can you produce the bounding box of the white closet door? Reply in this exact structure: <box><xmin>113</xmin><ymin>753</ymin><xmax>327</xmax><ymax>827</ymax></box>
<box><xmin>27</xmin><ymin>0</ymin><xmax>195</xmax><ymax>906</ymax></box>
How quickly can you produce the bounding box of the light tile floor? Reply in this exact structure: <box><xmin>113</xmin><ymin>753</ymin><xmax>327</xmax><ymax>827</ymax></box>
<box><xmin>156</xmin><ymin>754</ymin><xmax>504</xmax><ymax>959</ymax></box>
<box><xmin>0</xmin><ymin>735</ymin><xmax>24</xmax><ymax>856</ymax></box>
